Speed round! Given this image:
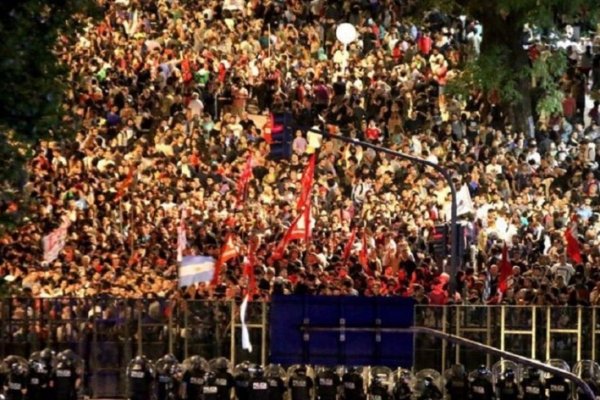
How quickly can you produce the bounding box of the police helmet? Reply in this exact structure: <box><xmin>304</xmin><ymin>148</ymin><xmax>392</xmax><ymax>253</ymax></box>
<box><xmin>528</xmin><ymin>368</ymin><xmax>540</xmax><ymax>379</ymax></box>
<box><xmin>40</xmin><ymin>348</ymin><xmax>55</xmax><ymax>364</ymax></box>
<box><xmin>163</xmin><ymin>354</ymin><xmax>178</xmax><ymax>365</ymax></box>
<box><xmin>296</xmin><ymin>365</ymin><xmax>307</xmax><ymax>375</ymax></box>
<box><xmin>424</xmin><ymin>376</ymin><xmax>434</xmax><ymax>386</ymax></box>
<box><xmin>11</xmin><ymin>362</ymin><xmax>27</xmax><ymax>377</ymax></box>
<box><xmin>504</xmin><ymin>369</ymin><xmax>515</xmax><ymax>380</ymax></box>
<box><xmin>214</xmin><ymin>357</ymin><xmax>229</xmax><ymax>372</ymax></box>
<box><xmin>347</xmin><ymin>366</ymin><xmax>357</xmax><ymax>374</ymax></box>
<box><xmin>253</xmin><ymin>365</ymin><xmax>264</xmax><ymax>378</ymax></box>
<box><xmin>29</xmin><ymin>359</ymin><xmax>46</xmax><ymax>374</ymax></box>
<box><xmin>451</xmin><ymin>364</ymin><xmax>465</xmax><ymax>378</ymax></box>
<box><xmin>189</xmin><ymin>356</ymin><xmax>204</xmax><ymax>372</ymax></box>
<box><xmin>476</xmin><ymin>365</ymin><xmax>489</xmax><ymax>379</ymax></box>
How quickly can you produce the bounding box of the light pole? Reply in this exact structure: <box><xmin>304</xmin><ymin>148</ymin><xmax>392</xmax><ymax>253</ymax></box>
<box><xmin>308</xmin><ymin>126</ymin><xmax>460</xmax><ymax>296</ymax></box>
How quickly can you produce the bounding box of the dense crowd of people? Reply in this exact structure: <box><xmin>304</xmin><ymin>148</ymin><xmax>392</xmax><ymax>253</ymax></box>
<box><xmin>0</xmin><ymin>0</ymin><xmax>600</xmax><ymax>310</ymax></box>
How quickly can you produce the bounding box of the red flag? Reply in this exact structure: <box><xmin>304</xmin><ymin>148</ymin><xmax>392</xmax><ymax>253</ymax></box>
<box><xmin>236</xmin><ymin>154</ymin><xmax>253</xmax><ymax>206</ymax></box>
<box><xmin>296</xmin><ymin>154</ymin><xmax>316</xmax><ymax>211</ymax></box>
<box><xmin>342</xmin><ymin>228</ymin><xmax>357</xmax><ymax>264</ymax></box>
<box><xmin>359</xmin><ymin>233</ymin><xmax>370</xmax><ymax>274</ymax></box>
<box><xmin>211</xmin><ymin>234</ymin><xmax>239</xmax><ymax>286</ymax></box>
<box><xmin>272</xmin><ymin>205</ymin><xmax>312</xmax><ymax>260</ymax></box>
<box><xmin>498</xmin><ymin>243</ymin><xmax>512</xmax><ymax>293</ymax></box>
<box><xmin>114</xmin><ymin>166</ymin><xmax>136</xmax><ymax>202</ymax></box>
<box><xmin>565</xmin><ymin>228</ymin><xmax>583</xmax><ymax>264</ymax></box>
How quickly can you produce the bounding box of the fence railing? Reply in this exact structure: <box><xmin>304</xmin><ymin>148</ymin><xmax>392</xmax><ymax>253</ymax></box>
<box><xmin>414</xmin><ymin>305</ymin><xmax>600</xmax><ymax>373</ymax></box>
<box><xmin>2</xmin><ymin>299</ymin><xmax>600</xmax><ymax>398</ymax></box>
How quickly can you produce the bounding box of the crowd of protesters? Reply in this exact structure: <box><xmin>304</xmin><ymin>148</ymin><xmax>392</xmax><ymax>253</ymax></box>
<box><xmin>0</xmin><ymin>0</ymin><xmax>600</xmax><ymax>309</ymax></box>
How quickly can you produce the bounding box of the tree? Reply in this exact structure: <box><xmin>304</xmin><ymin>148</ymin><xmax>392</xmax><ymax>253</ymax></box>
<box><xmin>415</xmin><ymin>0</ymin><xmax>598</xmax><ymax>132</ymax></box>
<box><xmin>0</xmin><ymin>0</ymin><xmax>99</xmax><ymax>231</ymax></box>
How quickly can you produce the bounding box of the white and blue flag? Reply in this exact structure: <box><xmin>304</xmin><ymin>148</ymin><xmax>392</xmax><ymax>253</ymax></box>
<box><xmin>178</xmin><ymin>256</ymin><xmax>215</xmax><ymax>287</ymax></box>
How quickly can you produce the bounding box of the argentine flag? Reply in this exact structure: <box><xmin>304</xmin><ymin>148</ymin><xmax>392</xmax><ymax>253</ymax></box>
<box><xmin>178</xmin><ymin>256</ymin><xmax>216</xmax><ymax>287</ymax></box>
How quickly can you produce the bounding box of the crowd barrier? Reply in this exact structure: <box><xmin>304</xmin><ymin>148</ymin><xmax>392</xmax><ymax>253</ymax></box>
<box><xmin>1</xmin><ymin>299</ymin><xmax>599</xmax><ymax>398</ymax></box>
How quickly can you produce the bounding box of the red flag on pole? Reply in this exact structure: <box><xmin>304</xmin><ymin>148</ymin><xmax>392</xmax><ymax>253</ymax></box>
<box><xmin>359</xmin><ymin>233</ymin><xmax>371</xmax><ymax>274</ymax></box>
<box><xmin>236</xmin><ymin>154</ymin><xmax>253</xmax><ymax>206</ymax></box>
<box><xmin>565</xmin><ymin>228</ymin><xmax>583</xmax><ymax>264</ymax></box>
<box><xmin>342</xmin><ymin>228</ymin><xmax>357</xmax><ymax>265</ymax></box>
<box><xmin>272</xmin><ymin>204</ymin><xmax>312</xmax><ymax>260</ymax></box>
<box><xmin>498</xmin><ymin>242</ymin><xmax>512</xmax><ymax>293</ymax></box>
<box><xmin>211</xmin><ymin>234</ymin><xmax>239</xmax><ymax>286</ymax></box>
<box><xmin>114</xmin><ymin>166</ymin><xmax>136</xmax><ymax>202</ymax></box>
<box><xmin>296</xmin><ymin>154</ymin><xmax>316</xmax><ymax>211</ymax></box>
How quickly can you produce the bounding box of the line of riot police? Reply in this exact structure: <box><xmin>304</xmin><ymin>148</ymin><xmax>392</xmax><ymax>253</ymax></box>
<box><xmin>0</xmin><ymin>349</ymin><xmax>82</xmax><ymax>400</ymax></box>
<box><xmin>127</xmin><ymin>358</ymin><xmax>600</xmax><ymax>400</ymax></box>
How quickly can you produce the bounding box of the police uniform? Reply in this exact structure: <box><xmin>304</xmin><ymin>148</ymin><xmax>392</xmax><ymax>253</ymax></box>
<box><xmin>445</xmin><ymin>374</ymin><xmax>468</xmax><ymax>400</ymax></box>
<box><xmin>128</xmin><ymin>360</ymin><xmax>154</xmax><ymax>400</ymax></box>
<box><xmin>27</xmin><ymin>361</ymin><xmax>51</xmax><ymax>400</ymax></box>
<box><xmin>204</xmin><ymin>374</ymin><xmax>220</xmax><ymax>400</ymax></box>
<box><xmin>521</xmin><ymin>376</ymin><xmax>545</xmax><ymax>400</ymax></box>
<box><xmin>316</xmin><ymin>369</ymin><xmax>341</xmax><ymax>400</ymax></box>
<box><xmin>469</xmin><ymin>376</ymin><xmax>494</xmax><ymax>400</ymax></box>
<box><xmin>249</xmin><ymin>375</ymin><xmax>270</xmax><ymax>400</ymax></box>
<box><xmin>235</xmin><ymin>369</ymin><xmax>252</xmax><ymax>400</ymax></box>
<box><xmin>342</xmin><ymin>370</ymin><xmax>365</xmax><ymax>400</ymax></box>
<box><xmin>392</xmin><ymin>379</ymin><xmax>412</xmax><ymax>400</ymax></box>
<box><xmin>418</xmin><ymin>379</ymin><xmax>442</xmax><ymax>400</ymax></box>
<box><xmin>215</xmin><ymin>370</ymin><xmax>235</xmax><ymax>400</ymax></box>
<box><xmin>268</xmin><ymin>375</ymin><xmax>286</xmax><ymax>400</ymax></box>
<box><xmin>368</xmin><ymin>379</ymin><xmax>390</xmax><ymax>400</ymax></box>
<box><xmin>6</xmin><ymin>366</ymin><xmax>28</xmax><ymax>400</ymax></box>
<box><xmin>182</xmin><ymin>368</ymin><xmax>206</xmax><ymax>400</ymax></box>
<box><xmin>496</xmin><ymin>379</ymin><xmax>520</xmax><ymax>400</ymax></box>
<box><xmin>289</xmin><ymin>371</ymin><xmax>313</xmax><ymax>400</ymax></box>
<box><xmin>546</xmin><ymin>376</ymin><xmax>570</xmax><ymax>400</ymax></box>
<box><xmin>157</xmin><ymin>366</ymin><xmax>180</xmax><ymax>400</ymax></box>
<box><xmin>52</xmin><ymin>360</ymin><xmax>78</xmax><ymax>400</ymax></box>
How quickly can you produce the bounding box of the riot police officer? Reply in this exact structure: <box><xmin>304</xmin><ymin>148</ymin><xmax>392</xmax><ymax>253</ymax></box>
<box><xmin>342</xmin><ymin>367</ymin><xmax>365</xmax><ymax>400</ymax></box>
<box><xmin>4</xmin><ymin>358</ymin><xmax>28</xmax><ymax>400</ymax></box>
<box><xmin>316</xmin><ymin>367</ymin><xmax>340</xmax><ymax>400</ymax></box>
<box><xmin>392</xmin><ymin>372</ymin><xmax>412</xmax><ymax>400</ymax></box>
<box><xmin>127</xmin><ymin>355</ymin><xmax>155</xmax><ymax>400</ymax></box>
<box><xmin>26</xmin><ymin>357</ymin><xmax>51</xmax><ymax>400</ymax></box>
<box><xmin>50</xmin><ymin>351</ymin><xmax>80</xmax><ymax>400</ymax></box>
<box><xmin>156</xmin><ymin>354</ymin><xmax>181</xmax><ymax>400</ymax></box>
<box><xmin>235</xmin><ymin>363</ymin><xmax>252</xmax><ymax>400</ymax></box>
<box><xmin>203</xmin><ymin>371</ymin><xmax>220</xmax><ymax>400</ymax></box>
<box><xmin>445</xmin><ymin>365</ymin><xmax>469</xmax><ymax>400</ymax></box>
<box><xmin>496</xmin><ymin>369</ymin><xmax>520</xmax><ymax>400</ymax></box>
<box><xmin>521</xmin><ymin>368</ymin><xmax>545</xmax><ymax>400</ymax></box>
<box><xmin>182</xmin><ymin>356</ymin><xmax>207</xmax><ymax>400</ymax></box>
<box><xmin>470</xmin><ymin>366</ymin><xmax>494</xmax><ymax>400</ymax></box>
<box><xmin>289</xmin><ymin>366</ymin><xmax>313</xmax><ymax>400</ymax></box>
<box><xmin>249</xmin><ymin>365</ymin><xmax>270</xmax><ymax>400</ymax></box>
<box><xmin>418</xmin><ymin>376</ymin><xmax>442</xmax><ymax>400</ymax></box>
<box><xmin>30</xmin><ymin>348</ymin><xmax>56</xmax><ymax>399</ymax></box>
<box><xmin>266</xmin><ymin>365</ymin><xmax>286</xmax><ymax>400</ymax></box>
<box><xmin>368</xmin><ymin>375</ymin><xmax>390</xmax><ymax>400</ymax></box>
<box><xmin>546</xmin><ymin>372</ymin><xmax>570</xmax><ymax>400</ymax></box>
<box><xmin>213</xmin><ymin>357</ymin><xmax>235</xmax><ymax>400</ymax></box>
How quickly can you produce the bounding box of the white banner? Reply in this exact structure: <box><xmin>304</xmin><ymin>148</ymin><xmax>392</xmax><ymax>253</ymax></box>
<box><xmin>42</xmin><ymin>219</ymin><xmax>70</xmax><ymax>263</ymax></box>
<box><xmin>240</xmin><ymin>294</ymin><xmax>253</xmax><ymax>353</ymax></box>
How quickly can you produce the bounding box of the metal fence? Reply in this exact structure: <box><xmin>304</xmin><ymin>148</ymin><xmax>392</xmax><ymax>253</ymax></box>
<box><xmin>0</xmin><ymin>298</ymin><xmax>268</xmax><ymax>398</ymax></box>
<box><xmin>2</xmin><ymin>299</ymin><xmax>600</xmax><ymax>398</ymax></box>
<box><xmin>414</xmin><ymin>305</ymin><xmax>600</xmax><ymax>373</ymax></box>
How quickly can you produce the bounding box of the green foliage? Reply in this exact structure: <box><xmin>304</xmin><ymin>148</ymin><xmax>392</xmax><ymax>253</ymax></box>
<box><xmin>531</xmin><ymin>51</ymin><xmax>568</xmax><ymax>116</ymax></box>
<box><xmin>0</xmin><ymin>0</ymin><xmax>100</xmax><ymax>230</ymax></box>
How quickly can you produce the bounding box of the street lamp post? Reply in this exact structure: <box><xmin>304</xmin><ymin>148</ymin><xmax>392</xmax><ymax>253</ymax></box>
<box><xmin>309</xmin><ymin>126</ymin><xmax>460</xmax><ymax>296</ymax></box>
<box><xmin>335</xmin><ymin>23</ymin><xmax>357</xmax><ymax>76</ymax></box>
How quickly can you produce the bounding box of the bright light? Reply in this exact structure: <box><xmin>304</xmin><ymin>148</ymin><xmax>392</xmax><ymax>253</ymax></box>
<box><xmin>336</xmin><ymin>23</ymin><xmax>357</xmax><ymax>45</ymax></box>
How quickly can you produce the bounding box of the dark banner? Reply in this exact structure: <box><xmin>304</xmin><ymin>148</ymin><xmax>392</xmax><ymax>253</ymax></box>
<box><xmin>269</xmin><ymin>295</ymin><xmax>414</xmax><ymax>368</ymax></box>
